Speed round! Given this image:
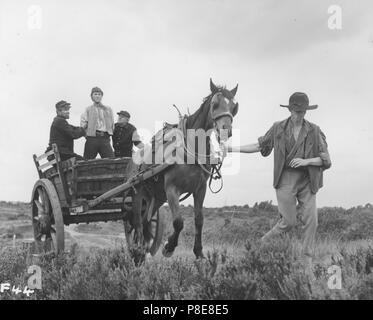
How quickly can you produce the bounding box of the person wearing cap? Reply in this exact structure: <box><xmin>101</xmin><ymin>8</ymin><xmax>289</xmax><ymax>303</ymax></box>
<box><xmin>112</xmin><ymin>110</ymin><xmax>144</xmax><ymax>157</ymax></box>
<box><xmin>227</xmin><ymin>92</ymin><xmax>331</xmax><ymax>257</ymax></box>
<box><xmin>46</xmin><ymin>100</ymin><xmax>86</xmax><ymax>161</ymax></box>
<box><xmin>80</xmin><ymin>87</ymin><xmax>115</xmax><ymax>159</ymax></box>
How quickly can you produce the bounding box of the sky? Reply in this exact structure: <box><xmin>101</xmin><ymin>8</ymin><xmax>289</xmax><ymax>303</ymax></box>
<box><xmin>0</xmin><ymin>0</ymin><xmax>372</xmax><ymax>208</ymax></box>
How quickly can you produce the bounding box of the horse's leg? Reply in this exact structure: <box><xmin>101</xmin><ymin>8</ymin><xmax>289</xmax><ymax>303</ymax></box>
<box><xmin>193</xmin><ymin>182</ymin><xmax>207</xmax><ymax>259</ymax></box>
<box><xmin>162</xmin><ymin>186</ymin><xmax>183</xmax><ymax>257</ymax></box>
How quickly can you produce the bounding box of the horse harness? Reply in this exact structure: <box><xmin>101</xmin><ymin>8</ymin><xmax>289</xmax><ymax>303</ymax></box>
<box><xmin>179</xmin><ymin>113</ymin><xmax>225</xmax><ymax>195</ymax></box>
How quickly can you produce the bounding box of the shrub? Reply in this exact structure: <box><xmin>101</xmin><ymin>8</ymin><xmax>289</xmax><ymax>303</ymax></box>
<box><xmin>1</xmin><ymin>203</ymin><xmax>373</xmax><ymax>300</ymax></box>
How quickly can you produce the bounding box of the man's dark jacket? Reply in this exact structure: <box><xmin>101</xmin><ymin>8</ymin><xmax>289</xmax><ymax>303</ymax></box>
<box><xmin>112</xmin><ymin>123</ymin><xmax>138</xmax><ymax>157</ymax></box>
<box><xmin>47</xmin><ymin>116</ymin><xmax>85</xmax><ymax>158</ymax></box>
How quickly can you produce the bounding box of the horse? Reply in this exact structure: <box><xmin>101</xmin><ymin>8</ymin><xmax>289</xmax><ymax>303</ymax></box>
<box><xmin>129</xmin><ymin>78</ymin><xmax>239</xmax><ymax>260</ymax></box>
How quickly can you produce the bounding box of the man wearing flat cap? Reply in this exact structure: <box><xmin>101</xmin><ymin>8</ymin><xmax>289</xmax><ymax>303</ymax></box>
<box><xmin>46</xmin><ymin>100</ymin><xmax>85</xmax><ymax>161</ymax></box>
<box><xmin>80</xmin><ymin>87</ymin><xmax>115</xmax><ymax>159</ymax></box>
<box><xmin>112</xmin><ymin>110</ymin><xmax>144</xmax><ymax>157</ymax></box>
<box><xmin>228</xmin><ymin>92</ymin><xmax>331</xmax><ymax>257</ymax></box>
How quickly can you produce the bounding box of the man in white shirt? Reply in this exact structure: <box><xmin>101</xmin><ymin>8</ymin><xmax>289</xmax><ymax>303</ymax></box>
<box><xmin>80</xmin><ymin>87</ymin><xmax>115</xmax><ymax>159</ymax></box>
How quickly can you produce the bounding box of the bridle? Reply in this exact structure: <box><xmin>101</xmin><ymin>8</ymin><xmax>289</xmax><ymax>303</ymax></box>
<box><xmin>210</xmin><ymin>92</ymin><xmax>235</xmax><ymax>127</ymax></box>
<box><xmin>181</xmin><ymin>92</ymin><xmax>235</xmax><ymax>194</ymax></box>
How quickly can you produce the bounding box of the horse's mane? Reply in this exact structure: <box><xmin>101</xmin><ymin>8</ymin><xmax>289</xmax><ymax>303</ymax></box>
<box><xmin>187</xmin><ymin>95</ymin><xmax>212</xmax><ymax>129</ymax></box>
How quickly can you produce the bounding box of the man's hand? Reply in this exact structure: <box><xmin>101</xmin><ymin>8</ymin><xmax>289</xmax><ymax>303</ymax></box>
<box><xmin>289</xmin><ymin>158</ymin><xmax>309</xmax><ymax>168</ymax></box>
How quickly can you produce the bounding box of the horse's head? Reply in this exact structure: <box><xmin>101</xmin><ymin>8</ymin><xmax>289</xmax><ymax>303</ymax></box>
<box><xmin>209</xmin><ymin>78</ymin><xmax>239</xmax><ymax>142</ymax></box>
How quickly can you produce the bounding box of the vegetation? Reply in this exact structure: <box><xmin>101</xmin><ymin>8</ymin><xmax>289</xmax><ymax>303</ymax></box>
<box><xmin>0</xmin><ymin>202</ymin><xmax>373</xmax><ymax>300</ymax></box>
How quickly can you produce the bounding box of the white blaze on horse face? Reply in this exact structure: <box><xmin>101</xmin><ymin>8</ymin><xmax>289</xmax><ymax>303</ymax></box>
<box><xmin>211</xmin><ymin>93</ymin><xmax>234</xmax><ymax>133</ymax></box>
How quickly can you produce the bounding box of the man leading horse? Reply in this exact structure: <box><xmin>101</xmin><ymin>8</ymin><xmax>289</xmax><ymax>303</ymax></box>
<box><xmin>227</xmin><ymin>92</ymin><xmax>332</xmax><ymax>258</ymax></box>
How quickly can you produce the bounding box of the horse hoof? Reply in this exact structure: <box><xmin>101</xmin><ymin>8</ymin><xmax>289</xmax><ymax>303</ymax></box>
<box><xmin>162</xmin><ymin>242</ymin><xmax>174</xmax><ymax>258</ymax></box>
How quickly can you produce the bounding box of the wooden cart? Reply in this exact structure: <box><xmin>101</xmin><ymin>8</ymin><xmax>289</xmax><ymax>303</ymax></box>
<box><xmin>31</xmin><ymin>144</ymin><xmax>169</xmax><ymax>256</ymax></box>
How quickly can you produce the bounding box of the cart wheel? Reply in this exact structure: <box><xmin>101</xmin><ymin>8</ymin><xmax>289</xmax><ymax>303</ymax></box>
<box><xmin>123</xmin><ymin>220</ymin><xmax>135</xmax><ymax>249</ymax></box>
<box><xmin>146</xmin><ymin>209</ymin><xmax>165</xmax><ymax>256</ymax></box>
<box><xmin>124</xmin><ymin>193</ymin><xmax>165</xmax><ymax>256</ymax></box>
<box><xmin>31</xmin><ymin>179</ymin><xmax>64</xmax><ymax>254</ymax></box>
<box><xmin>123</xmin><ymin>194</ymin><xmax>148</xmax><ymax>254</ymax></box>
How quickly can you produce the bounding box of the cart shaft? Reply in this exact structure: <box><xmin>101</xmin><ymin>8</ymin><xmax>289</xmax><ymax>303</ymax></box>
<box><xmin>87</xmin><ymin>163</ymin><xmax>170</xmax><ymax>209</ymax></box>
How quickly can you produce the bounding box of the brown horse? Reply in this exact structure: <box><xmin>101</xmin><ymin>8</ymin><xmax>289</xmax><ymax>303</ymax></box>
<box><xmin>130</xmin><ymin>79</ymin><xmax>239</xmax><ymax>259</ymax></box>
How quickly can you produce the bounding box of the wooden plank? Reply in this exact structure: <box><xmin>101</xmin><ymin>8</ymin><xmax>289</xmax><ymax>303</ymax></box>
<box><xmin>88</xmin><ymin>163</ymin><xmax>170</xmax><ymax>209</ymax></box>
<box><xmin>35</xmin><ymin>150</ymin><xmax>54</xmax><ymax>162</ymax></box>
<box><xmin>76</xmin><ymin>174</ymin><xmax>127</xmax><ymax>182</ymax></box>
<box><xmin>71</xmin><ymin>164</ymin><xmax>77</xmax><ymax>203</ymax></box>
<box><xmin>76</xmin><ymin>179</ymin><xmax>130</xmax><ymax>197</ymax></box>
<box><xmin>38</xmin><ymin>159</ymin><xmax>57</xmax><ymax>171</ymax></box>
<box><xmin>52</xmin><ymin>144</ymin><xmax>71</xmax><ymax>205</ymax></box>
<box><xmin>77</xmin><ymin>188</ymin><xmax>125</xmax><ymax>196</ymax></box>
<box><xmin>54</xmin><ymin>180</ymin><xmax>65</xmax><ymax>200</ymax></box>
<box><xmin>65</xmin><ymin>211</ymin><xmax>127</xmax><ymax>224</ymax></box>
<box><xmin>147</xmin><ymin>196</ymin><xmax>155</xmax><ymax>222</ymax></box>
<box><xmin>32</xmin><ymin>154</ymin><xmax>42</xmax><ymax>178</ymax></box>
<box><xmin>75</xmin><ymin>158</ymin><xmax>131</xmax><ymax>166</ymax></box>
<box><xmin>76</xmin><ymin>167</ymin><xmax>129</xmax><ymax>179</ymax></box>
<box><xmin>64</xmin><ymin>160</ymin><xmax>75</xmax><ymax>199</ymax></box>
<box><xmin>75</xmin><ymin>208</ymin><xmax>122</xmax><ymax>214</ymax></box>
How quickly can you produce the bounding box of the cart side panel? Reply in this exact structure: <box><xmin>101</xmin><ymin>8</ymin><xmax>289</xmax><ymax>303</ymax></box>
<box><xmin>42</xmin><ymin>174</ymin><xmax>68</xmax><ymax>207</ymax></box>
<box><xmin>44</xmin><ymin>158</ymin><xmax>76</xmax><ymax>208</ymax></box>
<box><xmin>74</xmin><ymin>158</ymin><xmax>132</xmax><ymax>198</ymax></box>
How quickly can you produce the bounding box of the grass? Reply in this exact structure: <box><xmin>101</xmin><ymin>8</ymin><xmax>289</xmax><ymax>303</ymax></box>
<box><xmin>0</xmin><ymin>201</ymin><xmax>373</xmax><ymax>300</ymax></box>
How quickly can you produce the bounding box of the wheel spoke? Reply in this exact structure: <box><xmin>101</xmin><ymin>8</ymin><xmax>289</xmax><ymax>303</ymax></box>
<box><xmin>39</xmin><ymin>187</ymin><xmax>46</xmax><ymax>205</ymax></box>
<box><xmin>44</xmin><ymin>237</ymin><xmax>52</xmax><ymax>252</ymax></box>
<box><xmin>35</xmin><ymin>239</ymin><xmax>43</xmax><ymax>253</ymax></box>
<box><xmin>34</xmin><ymin>199</ymin><xmax>44</xmax><ymax>214</ymax></box>
<box><xmin>125</xmin><ymin>223</ymin><xmax>132</xmax><ymax>232</ymax></box>
<box><xmin>35</xmin><ymin>232</ymin><xmax>43</xmax><ymax>241</ymax></box>
<box><xmin>50</xmin><ymin>237</ymin><xmax>55</xmax><ymax>251</ymax></box>
<box><xmin>124</xmin><ymin>222</ymin><xmax>134</xmax><ymax>236</ymax></box>
<box><xmin>32</xmin><ymin>180</ymin><xmax>64</xmax><ymax>254</ymax></box>
<box><xmin>41</xmin><ymin>188</ymin><xmax>51</xmax><ymax>215</ymax></box>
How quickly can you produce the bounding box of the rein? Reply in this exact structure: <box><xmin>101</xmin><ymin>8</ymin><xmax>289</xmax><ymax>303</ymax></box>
<box><xmin>169</xmin><ymin>91</ymin><xmax>233</xmax><ymax>196</ymax></box>
<box><xmin>206</xmin><ymin>161</ymin><xmax>224</xmax><ymax>194</ymax></box>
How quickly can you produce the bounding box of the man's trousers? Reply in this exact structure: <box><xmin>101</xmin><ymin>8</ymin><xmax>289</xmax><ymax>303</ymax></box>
<box><xmin>84</xmin><ymin>136</ymin><xmax>114</xmax><ymax>159</ymax></box>
<box><xmin>261</xmin><ymin>168</ymin><xmax>318</xmax><ymax>256</ymax></box>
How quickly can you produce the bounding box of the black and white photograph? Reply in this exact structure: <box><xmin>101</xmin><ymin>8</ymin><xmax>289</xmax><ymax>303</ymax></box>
<box><xmin>0</xmin><ymin>0</ymin><xmax>372</xmax><ymax>306</ymax></box>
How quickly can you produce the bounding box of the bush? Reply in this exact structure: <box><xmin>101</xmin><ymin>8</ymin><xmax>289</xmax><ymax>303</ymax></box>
<box><xmin>1</xmin><ymin>203</ymin><xmax>373</xmax><ymax>300</ymax></box>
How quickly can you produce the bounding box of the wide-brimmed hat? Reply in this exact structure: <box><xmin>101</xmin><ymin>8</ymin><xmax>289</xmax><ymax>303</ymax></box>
<box><xmin>55</xmin><ymin>100</ymin><xmax>71</xmax><ymax>110</ymax></box>
<box><xmin>117</xmin><ymin>110</ymin><xmax>130</xmax><ymax>118</ymax></box>
<box><xmin>280</xmin><ymin>92</ymin><xmax>318</xmax><ymax>111</ymax></box>
<box><xmin>91</xmin><ymin>86</ymin><xmax>103</xmax><ymax>96</ymax></box>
